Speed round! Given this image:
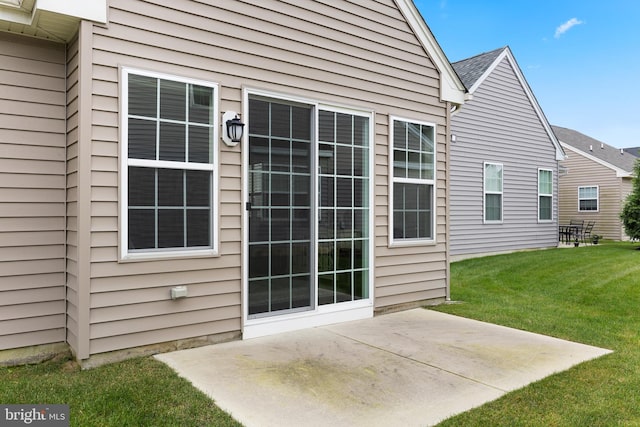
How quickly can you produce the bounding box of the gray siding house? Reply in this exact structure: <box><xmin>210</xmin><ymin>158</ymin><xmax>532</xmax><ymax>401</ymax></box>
<box><xmin>0</xmin><ymin>0</ymin><xmax>466</xmax><ymax>367</ymax></box>
<box><xmin>449</xmin><ymin>47</ymin><xmax>565</xmax><ymax>260</ymax></box>
<box><xmin>554</xmin><ymin>125</ymin><xmax>637</xmax><ymax>240</ymax></box>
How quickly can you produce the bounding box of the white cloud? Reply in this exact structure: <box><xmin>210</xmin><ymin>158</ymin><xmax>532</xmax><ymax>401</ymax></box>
<box><xmin>554</xmin><ymin>18</ymin><xmax>584</xmax><ymax>38</ymax></box>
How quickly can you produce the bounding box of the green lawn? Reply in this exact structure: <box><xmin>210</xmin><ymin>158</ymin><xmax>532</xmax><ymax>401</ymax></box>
<box><xmin>2</xmin><ymin>242</ymin><xmax>639</xmax><ymax>426</ymax></box>
<box><xmin>434</xmin><ymin>242</ymin><xmax>640</xmax><ymax>426</ymax></box>
<box><xmin>0</xmin><ymin>356</ymin><xmax>241</xmax><ymax>427</ymax></box>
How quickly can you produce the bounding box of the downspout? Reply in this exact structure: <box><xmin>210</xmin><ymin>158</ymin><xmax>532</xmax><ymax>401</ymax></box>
<box><xmin>444</xmin><ymin>101</ymin><xmax>452</xmax><ymax>302</ymax></box>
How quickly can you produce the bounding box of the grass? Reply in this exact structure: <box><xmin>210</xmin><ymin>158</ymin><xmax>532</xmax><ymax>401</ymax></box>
<box><xmin>2</xmin><ymin>242</ymin><xmax>639</xmax><ymax>426</ymax></box>
<box><xmin>433</xmin><ymin>241</ymin><xmax>640</xmax><ymax>426</ymax></box>
<box><xmin>0</xmin><ymin>356</ymin><xmax>241</xmax><ymax>427</ymax></box>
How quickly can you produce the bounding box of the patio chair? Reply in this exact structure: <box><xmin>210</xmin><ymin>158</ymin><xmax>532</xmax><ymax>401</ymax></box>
<box><xmin>580</xmin><ymin>221</ymin><xmax>596</xmax><ymax>245</ymax></box>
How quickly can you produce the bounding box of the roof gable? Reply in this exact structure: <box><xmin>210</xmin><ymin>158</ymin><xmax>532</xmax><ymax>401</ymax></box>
<box><xmin>552</xmin><ymin>125</ymin><xmax>638</xmax><ymax>176</ymax></box>
<box><xmin>395</xmin><ymin>0</ymin><xmax>467</xmax><ymax>106</ymax></box>
<box><xmin>453</xmin><ymin>46</ymin><xmax>565</xmax><ymax>161</ymax></box>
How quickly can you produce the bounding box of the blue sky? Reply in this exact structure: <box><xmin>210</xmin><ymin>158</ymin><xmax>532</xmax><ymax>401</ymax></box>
<box><xmin>414</xmin><ymin>1</ymin><xmax>640</xmax><ymax>148</ymax></box>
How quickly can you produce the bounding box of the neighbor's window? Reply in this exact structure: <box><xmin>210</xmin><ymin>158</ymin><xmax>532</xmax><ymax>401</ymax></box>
<box><xmin>390</xmin><ymin>117</ymin><xmax>435</xmax><ymax>243</ymax></box>
<box><xmin>484</xmin><ymin>163</ymin><xmax>503</xmax><ymax>222</ymax></box>
<box><xmin>578</xmin><ymin>186</ymin><xmax>598</xmax><ymax>212</ymax></box>
<box><xmin>122</xmin><ymin>68</ymin><xmax>218</xmax><ymax>256</ymax></box>
<box><xmin>538</xmin><ymin>169</ymin><xmax>553</xmax><ymax>221</ymax></box>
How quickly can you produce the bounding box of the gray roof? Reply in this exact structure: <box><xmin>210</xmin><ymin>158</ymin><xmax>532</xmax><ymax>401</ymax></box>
<box><xmin>552</xmin><ymin>125</ymin><xmax>638</xmax><ymax>173</ymax></box>
<box><xmin>452</xmin><ymin>47</ymin><xmax>506</xmax><ymax>90</ymax></box>
<box><xmin>624</xmin><ymin>147</ymin><xmax>640</xmax><ymax>157</ymax></box>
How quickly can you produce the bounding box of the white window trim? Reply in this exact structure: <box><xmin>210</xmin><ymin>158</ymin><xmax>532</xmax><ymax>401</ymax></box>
<box><xmin>538</xmin><ymin>168</ymin><xmax>553</xmax><ymax>222</ymax></box>
<box><xmin>241</xmin><ymin>87</ymin><xmax>376</xmax><ymax>338</ymax></box>
<box><xmin>388</xmin><ymin>115</ymin><xmax>437</xmax><ymax>247</ymax></box>
<box><xmin>119</xmin><ymin>66</ymin><xmax>220</xmax><ymax>261</ymax></box>
<box><xmin>483</xmin><ymin>162</ymin><xmax>503</xmax><ymax>224</ymax></box>
<box><xmin>578</xmin><ymin>185</ymin><xmax>599</xmax><ymax>213</ymax></box>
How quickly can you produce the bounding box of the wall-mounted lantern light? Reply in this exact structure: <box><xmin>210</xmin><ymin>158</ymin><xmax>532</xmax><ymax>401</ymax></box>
<box><xmin>222</xmin><ymin>111</ymin><xmax>245</xmax><ymax>147</ymax></box>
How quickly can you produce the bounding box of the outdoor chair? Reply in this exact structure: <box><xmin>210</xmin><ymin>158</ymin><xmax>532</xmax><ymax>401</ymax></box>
<box><xmin>559</xmin><ymin>219</ymin><xmax>584</xmax><ymax>244</ymax></box>
<box><xmin>580</xmin><ymin>221</ymin><xmax>596</xmax><ymax>244</ymax></box>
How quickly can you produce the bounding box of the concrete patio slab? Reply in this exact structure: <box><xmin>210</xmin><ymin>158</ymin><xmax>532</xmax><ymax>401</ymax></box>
<box><xmin>156</xmin><ymin>309</ymin><xmax>612</xmax><ymax>427</ymax></box>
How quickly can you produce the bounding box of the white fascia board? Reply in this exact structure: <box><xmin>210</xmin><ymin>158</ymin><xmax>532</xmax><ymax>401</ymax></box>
<box><xmin>395</xmin><ymin>0</ymin><xmax>467</xmax><ymax>106</ymax></box>
<box><xmin>36</xmin><ymin>0</ymin><xmax>107</xmax><ymax>23</ymax></box>
<box><xmin>560</xmin><ymin>142</ymin><xmax>631</xmax><ymax>178</ymax></box>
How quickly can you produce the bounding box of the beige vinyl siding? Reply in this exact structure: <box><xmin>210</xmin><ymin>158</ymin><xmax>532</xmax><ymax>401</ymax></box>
<box><xmin>450</xmin><ymin>57</ymin><xmax>559</xmax><ymax>257</ymax></box>
<box><xmin>559</xmin><ymin>148</ymin><xmax>626</xmax><ymax>240</ymax></box>
<box><xmin>0</xmin><ymin>33</ymin><xmax>66</xmax><ymax>351</ymax></box>
<box><xmin>78</xmin><ymin>0</ymin><xmax>448</xmax><ymax>355</ymax></box>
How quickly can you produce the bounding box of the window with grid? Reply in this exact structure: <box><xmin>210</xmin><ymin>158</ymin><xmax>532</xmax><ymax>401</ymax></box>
<box><xmin>390</xmin><ymin>118</ymin><xmax>435</xmax><ymax>243</ymax></box>
<box><xmin>578</xmin><ymin>186</ymin><xmax>598</xmax><ymax>211</ymax></box>
<box><xmin>538</xmin><ymin>169</ymin><xmax>553</xmax><ymax>221</ymax></box>
<box><xmin>122</xmin><ymin>68</ymin><xmax>217</xmax><ymax>256</ymax></box>
<box><xmin>484</xmin><ymin>163</ymin><xmax>503</xmax><ymax>222</ymax></box>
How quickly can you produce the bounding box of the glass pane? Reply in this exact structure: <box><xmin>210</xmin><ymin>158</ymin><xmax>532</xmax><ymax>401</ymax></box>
<box><xmin>393</xmin><ymin>120</ymin><xmax>406</xmax><ymax>149</ymax></box>
<box><xmin>353</xmin><ymin>240</ymin><xmax>364</xmax><ymax>269</ymax></box>
<box><xmin>128</xmin><ymin>74</ymin><xmax>157</xmax><ymax>118</ymax></box>
<box><xmin>354</xmin><ymin>270</ymin><xmax>366</xmax><ymax>299</ymax></box>
<box><xmin>187</xmin><ymin>209</ymin><xmax>210</xmax><ymax>246</ymax></box>
<box><xmin>421</xmin><ymin>153</ymin><xmax>434</xmax><ymax>180</ymax></box>
<box><xmin>408</xmin><ymin>123</ymin><xmax>421</xmax><ymax>150</ymax></box>
<box><xmin>292</xmin><ymin>175</ymin><xmax>310</xmax><ymax>207</ymax></box>
<box><xmin>189</xmin><ymin>85</ymin><xmax>213</xmax><ymax>125</ymax></box>
<box><xmin>248</xmin><ymin>280</ymin><xmax>269</xmax><ymax>315</ymax></box>
<box><xmin>158</xmin><ymin>209</ymin><xmax>184</xmax><ymax>248</ymax></box>
<box><xmin>292</xmin><ymin>209</ymin><xmax>310</xmax><ymax>240</ymax></box>
<box><xmin>539</xmin><ymin>196</ymin><xmax>552</xmax><ymax>220</ymax></box>
<box><xmin>353</xmin><ymin>147</ymin><xmax>366</xmax><ymax>177</ymax></box>
<box><xmin>404</xmin><ymin>211</ymin><xmax>418</xmax><ymax>238</ymax></box>
<box><xmin>421</xmin><ymin>125</ymin><xmax>434</xmax><ymax>152</ymax></box>
<box><xmin>485</xmin><ymin>164</ymin><xmax>503</xmax><ymax>192</ymax></box>
<box><xmin>408</xmin><ymin>151</ymin><xmax>421</xmax><ymax>179</ymax></box>
<box><xmin>271</xmin><ymin>139</ymin><xmax>290</xmax><ymax>172</ymax></box>
<box><xmin>405</xmin><ymin>184</ymin><xmax>418</xmax><ymax>209</ymax></box>
<box><xmin>393</xmin><ymin>150</ymin><xmax>406</xmax><ymax>178</ymax></box>
<box><xmin>354</xmin><ymin>178</ymin><xmax>367</xmax><ymax>208</ymax></box>
<box><xmin>318</xmin><ymin>242</ymin><xmax>334</xmax><ymax>272</ymax></box>
<box><xmin>291</xmin><ymin>243</ymin><xmax>309</xmax><ymax>274</ymax></box>
<box><xmin>292</xmin><ymin>106</ymin><xmax>311</xmax><ymax>140</ymax></box>
<box><xmin>292</xmin><ymin>141</ymin><xmax>310</xmax><ymax>173</ymax></box>
<box><xmin>337</xmin><ymin>241</ymin><xmax>352</xmax><ymax>271</ymax></box>
<box><xmin>319</xmin><ymin>144</ymin><xmax>334</xmax><ymax>174</ymax></box>
<box><xmin>336</xmin><ymin>209</ymin><xmax>352</xmax><ymax>239</ymax></box>
<box><xmin>486</xmin><ymin>194</ymin><xmax>502</xmax><ymax>220</ymax></box>
<box><xmin>186</xmin><ymin>170</ymin><xmax>210</xmax><ymax>207</ymax></box>
<box><xmin>291</xmin><ymin>276</ymin><xmax>311</xmax><ymax>308</ymax></box>
<box><xmin>158</xmin><ymin>169</ymin><xmax>183</xmax><ymax>206</ymax></box>
<box><xmin>271</xmin><ymin>174</ymin><xmax>290</xmax><ymax>206</ymax></box>
<box><xmin>319</xmin><ymin>209</ymin><xmax>334</xmax><ymax>239</ymax></box>
<box><xmin>189</xmin><ymin>125</ymin><xmax>211</xmax><ymax>163</ymax></box>
<box><xmin>336</xmin><ymin>178</ymin><xmax>352</xmax><ymax>207</ymax></box>
<box><xmin>128</xmin><ymin>167</ymin><xmax>155</xmax><ymax>206</ymax></box>
<box><xmin>354</xmin><ymin>209</ymin><xmax>367</xmax><ymax>238</ymax></box>
<box><xmin>318</xmin><ymin>110</ymin><xmax>335</xmax><ymax>142</ymax></box>
<box><xmin>249</xmin><ymin>245</ymin><xmax>269</xmax><ymax>278</ymax></box>
<box><xmin>336</xmin><ymin>113</ymin><xmax>352</xmax><ymax>145</ymax></box>
<box><xmin>128</xmin><ymin>118</ymin><xmax>156</xmax><ymax>160</ymax></box>
<box><xmin>336</xmin><ymin>145</ymin><xmax>352</xmax><ymax>176</ymax></box>
<box><xmin>320</xmin><ymin>177</ymin><xmax>334</xmax><ymax>207</ymax></box>
<box><xmin>336</xmin><ymin>272</ymin><xmax>352</xmax><ymax>303</ymax></box>
<box><xmin>249</xmin><ymin>137</ymin><xmax>270</xmax><ymax>170</ymax></box>
<box><xmin>159</xmin><ymin>122</ymin><xmax>186</xmax><ymax>162</ymax></box>
<box><xmin>318</xmin><ymin>274</ymin><xmax>334</xmax><ymax>305</ymax></box>
<box><xmin>353</xmin><ymin>116</ymin><xmax>367</xmax><ymax>146</ymax></box>
<box><xmin>160</xmin><ymin>80</ymin><xmax>186</xmax><ymax>121</ymax></box>
<box><xmin>271</xmin><ymin>243</ymin><xmax>290</xmax><ymax>276</ymax></box>
<box><xmin>128</xmin><ymin>209</ymin><xmax>155</xmax><ymax>249</ymax></box>
<box><xmin>250</xmin><ymin>172</ymin><xmax>269</xmax><ymax>207</ymax></box>
<box><xmin>271</xmin><ymin>103</ymin><xmax>290</xmax><ymax>138</ymax></box>
<box><xmin>249</xmin><ymin>99</ymin><xmax>269</xmax><ymax>135</ymax></box>
<box><xmin>271</xmin><ymin>209</ymin><xmax>290</xmax><ymax>241</ymax></box>
<box><xmin>271</xmin><ymin>277</ymin><xmax>290</xmax><ymax>311</ymax></box>
<box><xmin>249</xmin><ymin>209</ymin><xmax>269</xmax><ymax>242</ymax></box>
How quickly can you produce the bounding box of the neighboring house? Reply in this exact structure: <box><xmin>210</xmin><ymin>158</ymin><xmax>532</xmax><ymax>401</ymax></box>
<box><xmin>449</xmin><ymin>47</ymin><xmax>565</xmax><ymax>260</ymax></box>
<box><xmin>0</xmin><ymin>0</ymin><xmax>466</xmax><ymax>366</ymax></box>
<box><xmin>553</xmin><ymin>125</ymin><xmax>638</xmax><ymax>240</ymax></box>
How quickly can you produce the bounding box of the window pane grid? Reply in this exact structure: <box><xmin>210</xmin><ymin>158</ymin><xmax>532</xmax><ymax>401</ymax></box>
<box><xmin>578</xmin><ymin>186</ymin><xmax>598</xmax><ymax>211</ymax></box>
<box><xmin>126</xmin><ymin>71</ymin><xmax>215</xmax><ymax>253</ymax></box>
<box><xmin>391</xmin><ymin>119</ymin><xmax>435</xmax><ymax>241</ymax></box>
<box><xmin>484</xmin><ymin>163</ymin><xmax>503</xmax><ymax>222</ymax></box>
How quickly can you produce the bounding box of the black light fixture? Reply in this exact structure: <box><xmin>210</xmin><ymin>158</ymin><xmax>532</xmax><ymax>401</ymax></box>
<box><xmin>222</xmin><ymin>111</ymin><xmax>245</xmax><ymax>146</ymax></box>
